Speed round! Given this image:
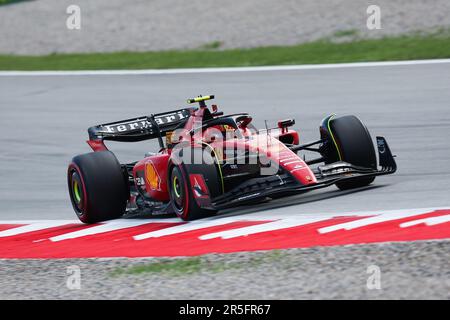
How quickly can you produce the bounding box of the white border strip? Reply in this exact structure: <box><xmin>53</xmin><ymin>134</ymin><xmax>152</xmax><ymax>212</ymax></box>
<box><xmin>1</xmin><ymin>59</ymin><xmax>450</xmax><ymax>76</ymax></box>
<box><xmin>0</xmin><ymin>207</ymin><xmax>447</xmax><ymax>225</ymax></box>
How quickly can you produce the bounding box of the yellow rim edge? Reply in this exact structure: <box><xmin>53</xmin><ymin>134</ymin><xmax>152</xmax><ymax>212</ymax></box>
<box><xmin>327</xmin><ymin>114</ymin><xmax>343</xmax><ymax>161</ymax></box>
<box><xmin>200</xmin><ymin>142</ymin><xmax>225</xmax><ymax>194</ymax></box>
<box><xmin>73</xmin><ymin>180</ymin><xmax>81</xmax><ymax>203</ymax></box>
<box><xmin>173</xmin><ymin>175</ymin><xmax>180</xmax><ymax>198</ymax></box>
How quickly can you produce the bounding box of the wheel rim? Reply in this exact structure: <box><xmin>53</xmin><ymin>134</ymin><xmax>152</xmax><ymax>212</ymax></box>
<box><xmin>69</xmin><ymin>169</ymin><xmax>85</xmax><ymax>215</ymax></box>
<box><xmin>171</xmin><ymin>170</ymin><xmax>185</xmax><ymax>211</ymax></box>
<box><xmin>73</xmin><ymin>180</ymin><xmax>82</xmax><ymax>203</ymax></box>
<box><xmin>173</xmin><ymin>176</ymin><xmax>181</xmax><ymax>198</ymax></box>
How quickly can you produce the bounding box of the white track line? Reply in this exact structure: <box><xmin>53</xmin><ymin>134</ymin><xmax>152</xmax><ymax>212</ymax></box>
<box><xmin>133</xmin><ymin>217</ymin><xmax>241</xmax><ymax>240</ymax></box>
<box><xmin>49</xmin><ymin>220</ymin><xmax>159</xmax><ymax>242</ymax></box>
<box><xmin>400</xmin><ymin>214</ymin><xmax>450</xmax><ymax>228</ymax></box>
<box><xmin>318</xmin><ymin>208</ymin><xmax>434</xmax><ymax>234</ymax></box>
<box><xmin>0</xmin><ymin>221</ymin><xmax>74</xmax><ymax>238</ymax></box>
<box><xmin>1</xmin><ymin>59</ymin><xmax>450</xmax><ymax>77</ymax></box>
<box><xmin>199</xmin><ymin>217</ymin><xmax>329</xmax><ymax>240</ymax></box>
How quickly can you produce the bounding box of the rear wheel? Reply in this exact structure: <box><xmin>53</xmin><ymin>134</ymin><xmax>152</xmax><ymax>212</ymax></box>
<box><xmin>68</xmin><ymin>151</ymin><xmax>128</xmax><ymax>223</ymax></box>
<box><xmin>322</xmin><ymin>115</ymin><xmax>377</xmax><ymax>190</ymax></box>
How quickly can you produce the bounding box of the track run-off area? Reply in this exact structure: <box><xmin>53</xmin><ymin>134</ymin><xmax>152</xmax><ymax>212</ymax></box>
<box><xmin>1</xmin><ymin>60</ymin><xmax>450</xmax><ymax>259</ymax></box>
<box><xmin>0</xmin><ymin>207</ymin><xmax>449</xmax><ymax>258</ymax></box>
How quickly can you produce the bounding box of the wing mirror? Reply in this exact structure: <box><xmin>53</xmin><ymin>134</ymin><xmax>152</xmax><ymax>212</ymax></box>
<box><xmin>211</xmin><ymin>104</ymin><xmax>224</xmax><ymax>116</ymax></box>
<box><xmin>277</xmin><ymin>118</ymin><xmax>295</xmax><ymax>133</ymax></box>
<box><xmin>236</xmin><ymin>115</ymin><xmax>253</xmax><ymax>129</ymax></box>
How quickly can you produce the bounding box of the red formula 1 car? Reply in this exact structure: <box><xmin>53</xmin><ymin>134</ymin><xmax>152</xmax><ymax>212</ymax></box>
<box><xmin>68</xmin><ymin>95</ymin><xmax>396</xmax><ymax>223</ymax></box>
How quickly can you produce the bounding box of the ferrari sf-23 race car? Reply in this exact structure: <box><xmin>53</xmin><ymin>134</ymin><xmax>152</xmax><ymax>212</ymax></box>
<box><xmin>68</xmin><ymin>95</ymin><xmax>397</xmax><ymax>223</ymax></box>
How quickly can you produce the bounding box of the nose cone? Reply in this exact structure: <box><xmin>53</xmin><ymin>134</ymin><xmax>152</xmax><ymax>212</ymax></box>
<box><xmin>245</xmin><ymin>135</ymin><xmax>317</xmax><ymax>185</ymax></box>
<box><xmin>273</xmin><ymin>146</ymin><xmax>317</xmax><ymax>185</ymax></box>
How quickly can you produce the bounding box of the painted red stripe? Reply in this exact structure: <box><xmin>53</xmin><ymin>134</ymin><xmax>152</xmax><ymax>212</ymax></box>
<box><xmin>0</xmin><ymin>224</ymin><xmax>25</xmax><ymax>232</ymax></box>
<box><xmin>0</xmin><ymin>210</ymin><xmax>449</xmax><ymax>258</ymax></box>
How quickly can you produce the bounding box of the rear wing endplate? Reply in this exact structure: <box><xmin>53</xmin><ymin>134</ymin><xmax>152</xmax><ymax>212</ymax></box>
<box><xmin>88</xmin><ymin>108</ymin><xmax>194</xmax><ymax>142</ymax></box>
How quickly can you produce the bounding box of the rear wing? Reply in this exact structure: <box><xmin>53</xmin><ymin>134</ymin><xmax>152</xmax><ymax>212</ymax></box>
<box><xmin>88</xmin><ymin>108</ymin><xmax>194</xmax><ymax>142</ymax></box>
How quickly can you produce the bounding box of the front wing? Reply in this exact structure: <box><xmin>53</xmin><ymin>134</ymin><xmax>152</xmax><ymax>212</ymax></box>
<box><xmin>211</xmin><ymin>136</ymin><xmax>397</xmax><ymax>209</ymax></box>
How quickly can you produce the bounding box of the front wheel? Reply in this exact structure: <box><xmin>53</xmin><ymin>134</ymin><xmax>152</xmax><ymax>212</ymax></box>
<box><xmin>168</xmin><ymin>146</ymin><xmax>221</xmax><ymax>221</ymax></box>
<box><xmin>168</xmin><ymin>164</ymin><xmax>217</xmax><ymax>221</ymax></box>
<box><xmin>321</xmin><ymin>115</ymin><xmax>377</xmax><ymax>190</ymax></box>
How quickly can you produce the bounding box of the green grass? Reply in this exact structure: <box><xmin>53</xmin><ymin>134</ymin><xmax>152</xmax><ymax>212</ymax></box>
<box><xmin>112</xmin><ymin>251</ymin><xmax>286</xmax><ymax>277</ymax></box>
<box><xmin>199</xmin><ymin>41</ymin><xmax>223</xmax><ymax>50</ymax></box>
<box><xmin>332</xmin><ymin>29</ymin><xmax>359</xmax><ymax>38</ymax></box>
<box><xmin>112</xmin><ymin>257</ymin><xmax>205</xmax><ymax>276</ymax></box>
<box><xmin>1</xmin><ymin>32</ymin><xmax>450</xmax><ymax>71</ymax></box>
<box><xmin>0</xmin><ymin>0</ymin><xmax>28</xmax><ymax>5</ymax></box>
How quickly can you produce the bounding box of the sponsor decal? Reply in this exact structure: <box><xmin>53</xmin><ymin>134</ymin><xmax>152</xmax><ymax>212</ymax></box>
<box><xmin>145</xmin><ymin>162</ymin><xmax>162</xmax><ymax>191</ymax></box>
<box><xmin>165</xmin><ymin>130</ymin><xmax>174</xmax><ymax>146</ymax></box>
<box><xmin>135</xmin><ymin>176</ymin><xmax>145</xmax><ymax>186</ymax></box>
<box><xmin>134</xmin><ymin>171</ymin><xmax>147</xmax><ymax>194</ymax></box>
<box><xmin>99</xmin><ymin>110</ymin><xmax>189</xmax><ymax>134</ymax></box>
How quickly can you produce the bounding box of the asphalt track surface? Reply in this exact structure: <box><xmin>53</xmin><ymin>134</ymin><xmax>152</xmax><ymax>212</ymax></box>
<box><xmin>1</xmin><ymin>62</ymin><xmax>450</xmax><ymax>221</ymax></box>
<box><xmin>1</xmin><ymin>62</ymin><xmax>450</xmax><ymax>299</ymax></box>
